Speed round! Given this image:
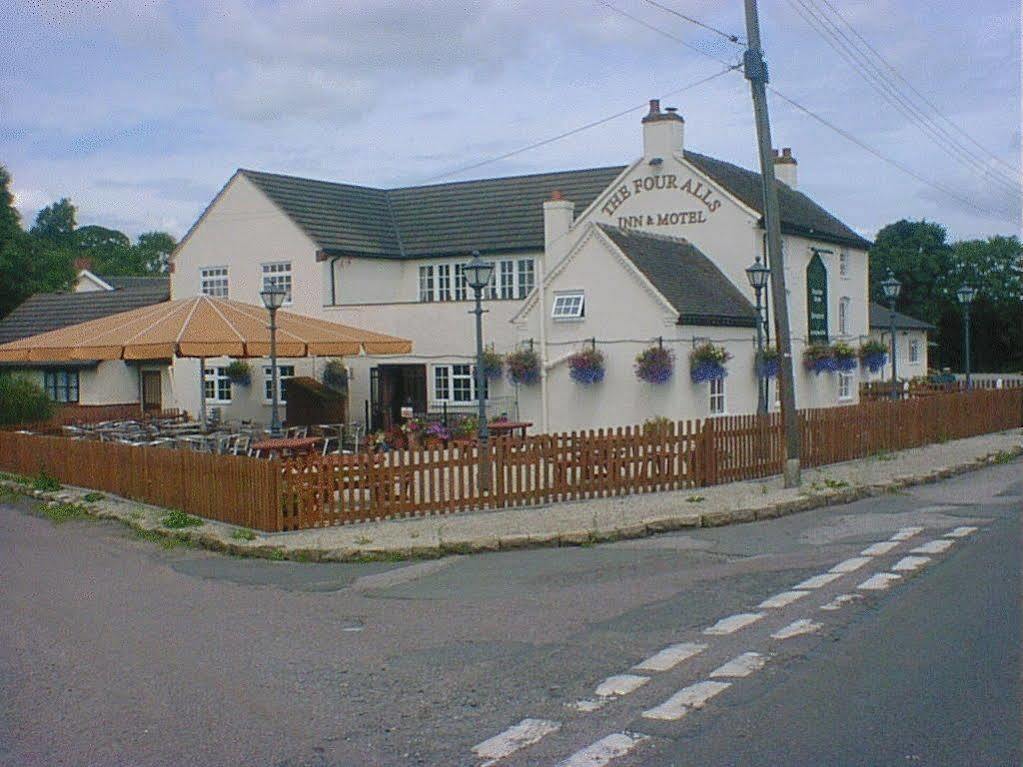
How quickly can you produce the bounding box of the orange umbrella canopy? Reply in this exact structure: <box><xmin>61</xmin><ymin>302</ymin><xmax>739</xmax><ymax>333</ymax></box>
<box><xmin>0</xmin><ymin>295</ymin><xmax>412</xmax><ymax>362</ymax></box>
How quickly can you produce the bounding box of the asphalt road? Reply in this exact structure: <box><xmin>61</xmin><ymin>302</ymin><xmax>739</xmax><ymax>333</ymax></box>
<box><xmin>0</xmin><ymin>460</ymin><xmax>1018</xmax><ymax>767</ymax></box>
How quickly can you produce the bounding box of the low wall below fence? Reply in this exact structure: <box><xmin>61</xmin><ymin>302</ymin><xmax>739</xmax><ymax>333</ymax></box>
<box><xmin>1</xmin><ymin>389</ymin><xmax>1020</xmax><ymax>532</ymax></box>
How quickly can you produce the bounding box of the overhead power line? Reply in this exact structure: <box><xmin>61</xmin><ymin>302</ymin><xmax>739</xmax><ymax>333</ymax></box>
<box><xmin>636</xmin><ymin>0</ymin><xmax>745</xmax><ymax>45</ymax></box>
<box><xmin>597</xmin><ymin>0</ymin><xmax>738</xmax><ymax>68</ymax></box>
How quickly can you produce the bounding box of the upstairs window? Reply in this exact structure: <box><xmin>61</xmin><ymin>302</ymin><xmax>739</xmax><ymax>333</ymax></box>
<box><xmin>261</xmin><ymin>262</ymin><xmax>292</xmax><ymax>304</ymax></box>
<box><xmin>839</xmin><ymin>297</ymin><xmax>850</xmax><ymax>336</ymax></box>
<box><xmin>418</xmin><ymin>265</ymin><xmax>435</xmax><ymax>302</ymax></box>
<box><xmin>552</xmin><ymin>291</ymin><xmax>585</xmax><ymax>320</ymax></box>
<box><xmin>517</xmin><ymin>259</ymin><xmax>535</xmax><ymax>298</ymax></box>
<box><xmin>200</xmin><ymin>266</ymin><xmax>229</xmax><ymax>298</ymax></box>
<box><xmin>453</xmin><ymin>264</ymin><xmax>467</xmax><ymax>301</ymax></box>
<box><xmin>436</xmin><ymin>264</ymin><xmax>452</xmax><ymax>302</ymax></box>
<box><xmin>44</xmin><ymin>370</ymin><xmax>79</xmax><ymax>403</ymax></box>
<box><xmin>839</xmin><ymin>249</ymin><xmax>849</xmax><ymax>277</ymax></box>
<box><xmin>499</xmin><ymin>260</ymin><xmax>516</xmax><ymax>300</ymax></box>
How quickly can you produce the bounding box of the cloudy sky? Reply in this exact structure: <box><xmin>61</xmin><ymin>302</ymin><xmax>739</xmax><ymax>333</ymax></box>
<box><xmin>1</xmin><ymin>0</ymin><xmax>1019</xmax><ymax>243</ymax></box>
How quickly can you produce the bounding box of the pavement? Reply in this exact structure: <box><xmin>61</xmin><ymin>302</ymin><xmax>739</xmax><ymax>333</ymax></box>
<box><xmin>2</xmin><ymin>428</ymin><xmax>1020</xmax><ymax>561</ymax></box>
<box><xmin>0</xmin><ymin>456</ymin><xmax>1018</xmax><ymax>766</ymax></box>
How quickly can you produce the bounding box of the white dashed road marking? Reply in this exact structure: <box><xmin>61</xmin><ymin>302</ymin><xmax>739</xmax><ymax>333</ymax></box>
<box><xmin>555</xmin><ymin>732</ymin><xmax>648</xmax><ymax>767</ymax></box>
<box><xmin>829</xmin><ymin>556</ymin><xmax>873</xmax><ymax>573</ymax></box>
<box><xmin>890</xmin><ymin>526</ymin><xmax>925</xmax><ymax>541</ymax></box>
<box><xmin>892</xmin><ymin>556</ymin><xmax>931</xmax><ymax>572</ymax></box>
<box><xmin>861</xmin><ymin>541</ymin><xmax>900</xmax><ymax>556</ymax></box>
<box><xmin>820</xmin><ymin>593</ymin><xmax>863</xmax><ymax>611</ymax></box>
<box><xmin>758</xmin><ymin>590</ymin><xmax>810</xmax><ymax>609</ymax></box>
<box><xmin>945</xmin><ymin>526</ymin><xmax>978</xmax><ymax>538</ymax></box>
<box><xmin>567</xmin><ymin>699</ymin><xmax>603</xmax><ymax>713</ymax></box>
<box><xmin>593</xmin><ymin>674</ymin><xmax>649</xmax><ymax>699</ymax></box>
<box><xmin>771</xmin><ymin>618</ymin><xmax>822</xmax><ymax>639</ymax></box>
<box><xmin>911</xmin><ymin>539</ymin><xmax>954</xmax><ymax>555</ymax></box>
<box><xmin>703</xmin><ymin>613</ymin><xmax>764</xmax><ymax>635</ymax></box>
<box><xmin>642</xmin><ymin>681</ymin><xmax>732</xmax><ymax>721</ymax></box>
<box><xmin>633</xmin><ymin>642</ymin><xmax>707</xmax><ymax>672</ymax></box>
<box><xmin>473</xmin><ymin>719</ymin><xmax>561</xmax><ymax>765</ymax></box>
<box><xmin>858</xmin><ymin>572</ymin><xmax>902</xmax><ymax>590</ymax></box>
<box><xmin>794</xmin><ymin>572</ymin><xmax>843</xmax><ymax>590</ymax></box>
<box><xmin>710</xmin><ymin>652</ymin><xmax>767</xmax><ymax>678</ymax></box>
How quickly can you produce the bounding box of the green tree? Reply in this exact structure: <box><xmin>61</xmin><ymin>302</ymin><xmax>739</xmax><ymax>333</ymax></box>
<box><xmin>74</xmin><ymin>224</ymin><xmax>139</xmax><ymax>275</ymax></box>
<box><xmin>134</xmin><ymin>231</ymin><xmax>176</xmax><ymax>273</ymax></box>
<box><xmin>868</xmin><ymin>219</ymin><xmax>953</xmax><ymax>326</ymax></box>
<box><xmin>30</xmin><ymin>197</ymin><xmax>77</xmax><ymax>246</ymax></box>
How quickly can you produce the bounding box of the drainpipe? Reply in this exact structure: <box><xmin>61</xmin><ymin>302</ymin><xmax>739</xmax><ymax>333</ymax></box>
<box><xmin>538</xmin><ymin>254</ymin><xmax>549</xmax><ymax>434</ymax></box>
<box><xmin>329</xmin><ymin>256</ymin><xmax>341</xmax><ymax>306</ymax></box>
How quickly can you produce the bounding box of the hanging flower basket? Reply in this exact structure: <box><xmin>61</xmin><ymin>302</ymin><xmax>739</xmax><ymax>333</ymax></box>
<box><xmin>322</xmin><ymin>359</ymin><xmax>348</xmax><ymax>392</ymax></box>
<box><xmin>756</xmin><ymin>347</ymin><xmax>782</xmax><ymax>379</ymax></box>
<box><xmin>635</xmin><ymin>345</ymin><xmax>675</xmax><ymax>384</ymax></box>
<box><xmin>506</xmin><ymin>349</ymin><xmax>540</xmax><ymax>386</ymax></box>
<box><xmin>480</xmin><ymin>348</ymin><xmax>504</xmax><ymax>381</ymax></box>
<box><xmin>225</xmin><ymin>360</ymin><xmax>252</xmax><ymax>386</ymax></box>
<box><xmin>859</xmin><ymin>339</ymin><xmax>888</xmax><ymax>373</ymax></box>
<box><xmin>803</xmin><ymin>343</ymin><xmax>836</xmax><ymax>375</ymax></box>
<box><xmin>568</xmin><ymin>347</ymin><xmax>605</xmax><ymax>385</ymax></box>
<box><xmin>689</xmin><ymin>342</ymin><xmax>731</xmax><ymax>383</ymax></box>
<box><xmin>832</xmin><ymin>341</ymin><xmax>858</xmax><ymax>373</ymax></box>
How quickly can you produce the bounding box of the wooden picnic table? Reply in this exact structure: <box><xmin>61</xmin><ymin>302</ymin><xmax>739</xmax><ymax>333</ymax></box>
<box><xmin>250</xmin><ymin>436</ymin><xmax>323</xmax><ymax>457</ymax></box>
<box><xmin>488</xmin><ymin>421</ymin><xmax>533</xmax><ymax>439</ymax></box>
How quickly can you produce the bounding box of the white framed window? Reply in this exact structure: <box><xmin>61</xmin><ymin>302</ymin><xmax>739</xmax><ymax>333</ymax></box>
<box><xmin>263</xmin><ymin>365</ymin><xmax>295</xmax><ymax>403</ymax></box>
<box><xmin>839</xmin><ymin>297</ymin><xmax>850</xmax><ymax>336</ymax></box>
<box><xmin>204</xmin><ymin>367</ymin><xmax>232</xmax><ymax>403</ymax></box>
<box><xmin>499</xmin><ymin>260</ymin><xmax>515</xmax><ymax>299</ymax></box>
<box><xmin>517</xmin><ymin>258</ymin><xmax>535</xmax><ymax>298</ymax></box>
<box><xmin>418</xmin><ymin>265</ymin><xmax>435</xmax><ymax>302</ymax></box>
<box><xmin>433</xmin><ymin>364</ymin><xmax>485</xmax><ymax>403</ymax></box>
<box><xmin>838</xmin><ymin>371</ymin><xmax>853</xmax><ymax>401</ymax></box>
<box><xmin>436</xmin><ymin>264</ymin><xmax>452</xmax><ymax>302</ymax></box>
<box><xmin>44</xmin><ymin>370</ymin><xmax>79</xmax><ymax>403</ymax></box>
<box><xmin>261</xmin><ymin>262</ymin><xmax>292</xmax><ymax>304</ymax></box>
<box><xmin>200</xmin><ymin>266</ymin><xmax>229</xmax><ymax>298</ymax></box>
<box><xmin>485</xmin><ymin>267</ymin><xmax>498</xmax><ymax>300</ymax></box>
<box><xmin>454</xmin><ymin>264</ymin><xmax>467</xmax><ymax>301</ymax></box>
<box><xmin>839</xmin><ymin>249</ymin><xmax>849</xmax><ymax>277</ymax></box>
<box><xmin>908</xmin><ymin>339</ymin><xmax>920</xmax><ymax>364</ymax></box>
<box><xmin>552</xmin><ymin>291</ymin><xmax>585</xmax><ymax>320</ymax></box>
<box><xmin>709</xmin><ymin>377</ymin><xmax>726</xmax><ymax>415</ymax></box>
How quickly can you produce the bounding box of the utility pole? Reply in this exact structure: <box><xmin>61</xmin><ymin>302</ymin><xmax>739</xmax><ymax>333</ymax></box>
<box><xmin>743</xmin><ymin>0</ymin><xmax>801</xmax><ymax>487</ymax></box>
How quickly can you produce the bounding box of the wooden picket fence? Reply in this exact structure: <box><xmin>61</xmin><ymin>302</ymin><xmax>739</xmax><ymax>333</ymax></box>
<box><xmin>1</xmin><ymin>388</ymin><xmax>1020</xmax><ymax>532</ymax></box>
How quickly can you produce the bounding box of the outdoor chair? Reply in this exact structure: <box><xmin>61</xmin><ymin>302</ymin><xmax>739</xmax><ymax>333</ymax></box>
<box><xmin>232</xmin><ymin>434</ymin><xmax>251</xmax><ymax>456</ymax></box>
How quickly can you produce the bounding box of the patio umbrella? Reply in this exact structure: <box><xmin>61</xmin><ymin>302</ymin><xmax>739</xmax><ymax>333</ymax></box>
<box><xmin>0</xmin><ymin>295</ymin><xmax>412</xmax><ymax>425</ymax></box>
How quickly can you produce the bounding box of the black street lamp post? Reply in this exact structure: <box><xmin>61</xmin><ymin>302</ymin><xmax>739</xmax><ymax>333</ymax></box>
<box><xmin>463</xmin><ymin>251</ymin><xmax>495</xmax><ymax>493</ymax></box>
<box><xmin>881</xmin><ymin>270</ymin><xmax>902</xmax><ymax>401</ymax></box>
<box><xmin>260</xmin><ymin>284</ymin><xmax>287</xmax><ymax>437</ymax></box>
<box><xmin>956</xmin><ymin>284</ymin><xmax>977</xmax><ymax>390</ymax></box>
<box><xmin>746</xmin><ymin>255</ymin><xmax>771</xmax><ymax>415</ymax></box>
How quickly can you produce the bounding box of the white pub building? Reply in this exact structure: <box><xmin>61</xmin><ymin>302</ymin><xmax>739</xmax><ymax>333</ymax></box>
<box><xmin>170</xmin><ymin>100</ymin><xmax>874</xmax><ymax>433</ymax></box>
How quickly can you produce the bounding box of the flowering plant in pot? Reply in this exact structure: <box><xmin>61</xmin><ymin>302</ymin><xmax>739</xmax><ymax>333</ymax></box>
<box><xmin>689</xmin><ymin>342</ymin><xmax>731</xmax><ymax>383</ymax></box>
<box><xmin>831</xmin><ymin>341</ymin><xmax>858</xmax><ymax>372</ymax></box>
<box><xmin>635</xmin><ymin>345</ymin><xmax>674</xmax><ymax>384</ymax></box>
<box><xmin>322</xmin><ymin>359</ymin><xmax>348</xmax><ymax>392</ymax></box>
<box><xmin>756</xmin><ymin>346</ymin><xmax>782</xmax><ymax>379</ymax></box>
<box><xmin>451</xmin><ymin>415</ymin><xmax>479</xmax><ymax>441</ymax></box>
<box><xmin>859</xmin><ymin>339</ymin><xmax>888</xmax><ymax>373</ymax></box>
<box><xmin>568</xmin><ymin>347</ymin><xmax>605</xmax><ymax>385</ymax></box>
<box><xmin>803</xmin><ymin>343</ymin><xmax>836</xmax><ymax>374</ymax></box>
<box><xmin>506</xmin><ymin>348</ymin><xmax>540</xmax><ymax>385</ymax></box>
<box><xmin>479</xmin><ymin>348</ymin><xmax>504</xmax><ymax>381</ymax></box>
<box><xmin>423</xmin><ymin>421</ymin><xmax>451</xmax><ymax>448</ymax></box>
<box><xmin>225</xmin><ymin>360</ymin><xmax>252</xmax><ymax>386</ymax></box>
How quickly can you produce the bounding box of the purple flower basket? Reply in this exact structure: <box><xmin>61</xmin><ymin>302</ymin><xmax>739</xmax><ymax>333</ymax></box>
<box><xmin>480</xmin><ymin>351</ymin><xmax>504</xmax><ymax>381</ymax></box>
<box><xmin>569</xmin><ymin>349</ymin><xmax>605</xmax><ymax>385</ymax></box>
<box><xmin>834</xmin><ymin>355</ymin><xmax>858</xmax><ymax>373</ymax></box>
<box><xmin>863</xmin><ymin>352</ymin><xmax>887</xmax><ymax>373</ymax></box>
<box><xmin>807</xmin><ymin>356</ymin><xmax>838</xmax><ymax>375</ymax></box>
<box><xmin>506</xmin><ymin>350</ymin><xmax>540</xmax><ymax>386</ymax></box>
<box><xmin>690</xmin><ymin>360</ymin><xmax>727</xmax><ymax>383</ymax></box>
<box><xmin>635</xmin><ymin>346</ymin><xmax>674</xmax><ymax>384</ymax></box>
<box><xmin>757</xmin><ymin>356</ymin><xmax>781</xmax><ymax>379</ymax></box>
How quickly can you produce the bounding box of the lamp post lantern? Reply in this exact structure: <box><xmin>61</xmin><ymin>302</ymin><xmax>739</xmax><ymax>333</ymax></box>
<box><xmin>260</xmin><ymin>284</ymin><xmax>287</xmax><ymax>437</ymax></box>
<box><xmin>463</xmin><ymin>251</ymin><xmax>495</xmax><ymax>492</ymax></box>
<box><xmin>746</xmin><ymin>255</ymin><xmax>771</xmax><ymax>415</ymax></box>
<box><xmin>956</xmin><ymin>284</ymin><xmax>977</xmax><ymax>390</ymax></box>
<box><xmin>880</xmin><ymin>270</ymin><xmax>902</xmax><ymax>401</ymax></box>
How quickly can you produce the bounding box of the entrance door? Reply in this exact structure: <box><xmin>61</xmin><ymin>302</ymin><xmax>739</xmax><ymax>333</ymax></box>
<box><xmin>142</xmin><ymin>371</ymin><xmax>162</xmax><ymax>413</ymax></box>
<box><xmin>370</xmin><ymin>364</ymin><xmax>427</xmax><ymax>430</ymax></box>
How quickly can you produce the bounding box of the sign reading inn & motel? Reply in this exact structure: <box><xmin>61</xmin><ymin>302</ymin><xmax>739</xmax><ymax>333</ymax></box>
<box><xmin>601</xmin><ymin>173</ymin><xmax>723</xmax><ymax>230</ymax></box>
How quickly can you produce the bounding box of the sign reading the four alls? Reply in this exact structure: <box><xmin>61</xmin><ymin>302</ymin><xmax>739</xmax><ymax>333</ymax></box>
<box><xmin>806</xmin><ymin>253</ymin><xmax>829</xmax><ymax>343</ymax></box>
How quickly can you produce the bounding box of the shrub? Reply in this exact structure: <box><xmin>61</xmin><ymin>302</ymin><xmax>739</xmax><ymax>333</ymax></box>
<box><xmin>42</xmin><ymin>502</ymin><xmax>89</xmax><ymax>524</ymax></box>
<box><xmin>0</xmin><ymin>374</ymin><xmax>54</xmax><ymax>426</ymax></box>
<box><xmin>635</xmin><ymin>346</ymin><xmax>674</xmax><ymax>384</ymax></box>
<box><xmin>225</xmin><ymin>360</ymin><xmax>252</xmax><ymax>386</ymax></box>
<box><xmin>689</xmin><ymin>342</ymin><xmax>731</xmax><ymax>383</ymax></box>
<box><xmin>160</xmin><ymin>510</ymin><xmax>204</xmax><ymax>529</ymax></box>
<box><xmin>568</xmin><ymin>348</ymin><xmax>605</xmax><ymax>385</ymax></box>
<box><xmin>480</xmin><ymin>349</ymin><xmax>504</xmax><ymax>381</ymax></box>
<box><xmin>642</xmin><ymin>416</ymin><xmax>673</xmax><ymax>436</ymax></box>
<box><xmin>322</xmin><ymin>359</ymin><xmax>348</xmax><ymax>392</ymax></box>
<box><xmin>32</xmin><ymin>470</ymin><xmax>61</xmax><ymax>492</ymax></box>
<box><xmin>506</xmin><ymin>349</ymin><xmax>540</xmax><ymax>385</ymax></box>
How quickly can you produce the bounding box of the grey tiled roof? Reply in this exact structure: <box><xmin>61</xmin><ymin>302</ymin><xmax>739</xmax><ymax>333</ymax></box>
<box><xmin>0</xmin><ymin>280</ymin><xmax>170</xmax><ymax>344</ymax></box>
<box><xmin>240</xmin><ymin>149</ymin><xmax>869</xmax><ymax>260</ymax></box>
<box><xmin>868</xmin><ymin>301</ymin><xmax>935</xmax><ymax>331</ymax></box>
<box><xmin>102</xmin><ymin>275</ymin><xmax>170</xmax><ymax>290</ymax></box>
<box><xmin>598</xmin><ymin>225</ymin><xmax>759</xmax><ymax>328</ymax></box>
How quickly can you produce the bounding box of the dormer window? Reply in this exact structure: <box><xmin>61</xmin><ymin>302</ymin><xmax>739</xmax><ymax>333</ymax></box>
<box><xmin>552</xmin><ymin>291</ymin><xmax>585</xmax><ymax>320</ymax></box>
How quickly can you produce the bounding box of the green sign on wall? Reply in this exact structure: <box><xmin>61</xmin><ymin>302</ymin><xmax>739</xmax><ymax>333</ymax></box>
<box><xmin>807</xmin><ymin>253</ymin><xmax>829</xmax><ymax>343</ymax></box>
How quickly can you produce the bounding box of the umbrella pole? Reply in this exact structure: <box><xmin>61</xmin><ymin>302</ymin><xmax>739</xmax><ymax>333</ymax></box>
<box><xmin>199</xmin><ymin>357</ymin><xmax>208</xmax><ymax>431</ymax></box>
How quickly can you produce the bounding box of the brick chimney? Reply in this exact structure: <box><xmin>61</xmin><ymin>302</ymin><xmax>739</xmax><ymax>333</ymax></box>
<box><xmin>543</xmin><ymin>190</ymin><xmax>575</xmax><ymax>264</ymax></box>
<box><xmin>773</xmin><ymin>147</ymin><xmax>797</xmax><ymax>188</ymax></box>
<box><xmin>642</xmin><ymin>99</ymin><xmax>684</xmax><ymax>160</ymax></box>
